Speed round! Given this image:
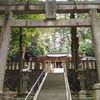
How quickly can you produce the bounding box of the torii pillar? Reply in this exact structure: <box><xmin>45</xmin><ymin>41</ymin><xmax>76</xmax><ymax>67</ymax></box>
<box><xmin>90</xmin><ymin>9</ymin><xmax>100</xmax><ymax>100</ymax></box>
<box><xmin>89</xmin><ymin>9</ymin><xmax>100</xmax><ymax>82</ymax></box>
<box><xmin>0</xmin><ymin>8</ymin><xmax>12</xmax><ymax>98</ymax></box>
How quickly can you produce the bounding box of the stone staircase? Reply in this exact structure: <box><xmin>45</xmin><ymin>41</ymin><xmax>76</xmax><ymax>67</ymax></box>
<box><xmin>36</xmin><ymin>73</ymin><xmax>67</xmax><ymax>100</ymax></box>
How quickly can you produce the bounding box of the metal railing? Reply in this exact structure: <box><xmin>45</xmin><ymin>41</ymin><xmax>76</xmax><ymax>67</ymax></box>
<box><xmin>64</xmin><ymin>62</ymin><xmax>72</xmax><ymax>100</ymax></box>
<box><xmin>24</xmin><ymin>68</ymin><xmax>46</xmax><ymax>100</ymax></box>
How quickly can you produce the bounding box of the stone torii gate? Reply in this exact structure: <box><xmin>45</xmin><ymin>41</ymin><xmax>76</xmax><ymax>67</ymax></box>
<box><xmin>0</xmin><ymin>0</ymin><xmax>100</xmax><ymax>97</ymax></box>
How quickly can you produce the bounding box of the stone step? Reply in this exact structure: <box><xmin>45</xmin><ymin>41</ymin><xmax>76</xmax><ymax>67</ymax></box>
<box><xmin>36</xmin><ymin>73</ymin><xmax>67</xmax><ymax>100</ymax></box>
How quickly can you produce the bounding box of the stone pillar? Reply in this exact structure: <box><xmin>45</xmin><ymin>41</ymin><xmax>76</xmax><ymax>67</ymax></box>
<box><xmin>62</xmin><ymin>61</ymin><xmax>66</xmax><ymax>72</ymax></box>
<box><xmin>42</xmin><ymin>61</ymin><xmax>45</xmax><ymax>69</ymax></box>
<box><xmin>89</xmin><ymin>9</ymin><xmax>100</xmax><ymax>82</ymax></box>
<box><xmin>0</xmin><ymin>8</ymin><xmax>12</xmax><ymax>94</ymax></box>
<box><xmin>34</xmin><ymin>61</ymin><xmax>40</xmax><ymax>69</ymax></box>
<box><xmin>21</xmin><ymin>70</ymin><xmax>29</xmax><ymax>94</ymax></box>
<box><xmin>93</xmin><ymin>83</ymin><xmax>100</xmax><ymax>100</ymax></box>
<box><xmin>54</xmin><ymin>62</ymin><xmax>56</xmax><ymax>68</ymax></box>
<box><xmin>78</xmin><ymin>65</ymin><xmax>87</xmax><ymax>99</ymax></box>
<box><xmin>45</xmin><ymin>62</ymin><xmax>50</xmax><ymax>73</ymax></box>
<box><xmin>45</xmin><ymin>62</ymin><xmax>53</xmax><ymax>73</ymax></box>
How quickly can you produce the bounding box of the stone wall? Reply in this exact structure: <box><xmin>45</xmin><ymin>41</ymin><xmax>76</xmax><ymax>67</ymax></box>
<box><xmin>3</xmin><ymin>69</ymin><xmax>98</xmax><ymax>92</ymax></box>
<box><xmin>3</xmin><ymin>69</ymin><xmax>44</xmax><ymax>92</ymax></box>
<box><xmin>68</xmin><ymin>69</ymin><xmax>98</xmax><ymax>92</ymax></box>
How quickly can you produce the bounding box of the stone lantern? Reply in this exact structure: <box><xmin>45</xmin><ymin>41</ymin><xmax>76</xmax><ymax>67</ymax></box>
<box><xmin>78</xmin><ymin>64</ymin><xmax>87</xmax><ymax>99</ymax></box>
<box><xmin>21</xmin><ymin>65</ymin><xmax>30</xmax><ymax>94</ymax></box>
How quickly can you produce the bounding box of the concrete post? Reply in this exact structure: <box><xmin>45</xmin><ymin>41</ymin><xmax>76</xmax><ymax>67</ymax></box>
<box><xmin>93</xmin><ymin>83</ymin><xmax>100</xmax><ymax>100</ymax></box>
<box><xmin>89</xmin><ymin>9</ymin><xmax>100</xmax><ymax>82</ymax></box>
<box><xmin>0</xmin><ymin>8</ymin><xmax>12</xmax><ymax>95</ymax></box>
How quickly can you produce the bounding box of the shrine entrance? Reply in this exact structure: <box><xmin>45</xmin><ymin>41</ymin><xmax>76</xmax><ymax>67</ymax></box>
<box><xmin>0</xmin><ymin>0</ymin><xmax>100</xmax><ymax>100</ymax></box>
<box><xmin>45</xmin><ymin>54</ymin><xmax>68</xmax><ymax>73</ymax></box>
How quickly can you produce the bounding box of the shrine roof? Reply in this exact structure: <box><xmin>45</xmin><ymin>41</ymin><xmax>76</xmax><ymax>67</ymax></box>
<box><xmin>47</xmin><ymin>54</ymin><xmax>68</xmax><ymax>57</ymax></box>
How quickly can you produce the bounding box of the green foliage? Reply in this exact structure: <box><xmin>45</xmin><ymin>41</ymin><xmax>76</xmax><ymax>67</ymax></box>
<box><xmin>79</xmin><ymin>39</ymin><xmax>95</xmax><ymax>57</ymax></box>
<box><xmin>33</xmin><ymin>44</ymin><xmax>45</xmax><ymax>56</ymax></box>
<box><xmin>77</xmin><ymin>28</ymin><xmax>95</xmax><ymax>57</ymax></box>
<box><xmin>41</xmin><ymin>27</ymin><xmax>71</xmax><ymax>54</ymax></box>
<box><xmin>9</xmin><ymin>28</ymin><xmax>46</xmax><ymax>60</ymax></box>
<box><xmin>8</xmin><ymin>0</ymin><xmax>46</xmax><ymax>60</ymax></box>
<box><xmin>8</xmin><ymin>6</ymin><xmax>95</xmax><ymax>60</ymax></box>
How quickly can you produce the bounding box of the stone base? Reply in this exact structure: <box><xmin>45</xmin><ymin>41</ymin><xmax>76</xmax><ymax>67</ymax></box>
<box><xmin>79</xmin><ymin>90</ymin><xmax>87</xmax><ymax>100</ymax></box>
<box><xmin>0</xmin><ymin>91</ymin><xmax>17</xmax><ymax>100</ymax></box>
<box><xmin>93</xmin><ymin>83</ymin><xmax>100</xmax><ymax>100</ymax></box>
<box><xmin>0</xmin><ymin>91</ymin><xmax>4</xmax><ymax>100</ymax></box>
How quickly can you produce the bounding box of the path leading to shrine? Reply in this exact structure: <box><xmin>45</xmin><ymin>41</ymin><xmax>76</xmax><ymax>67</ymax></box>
<box><xmin>36</xmin><ymin>73</ymin><xmax>67</xmax><ymax>100</ymax></box>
